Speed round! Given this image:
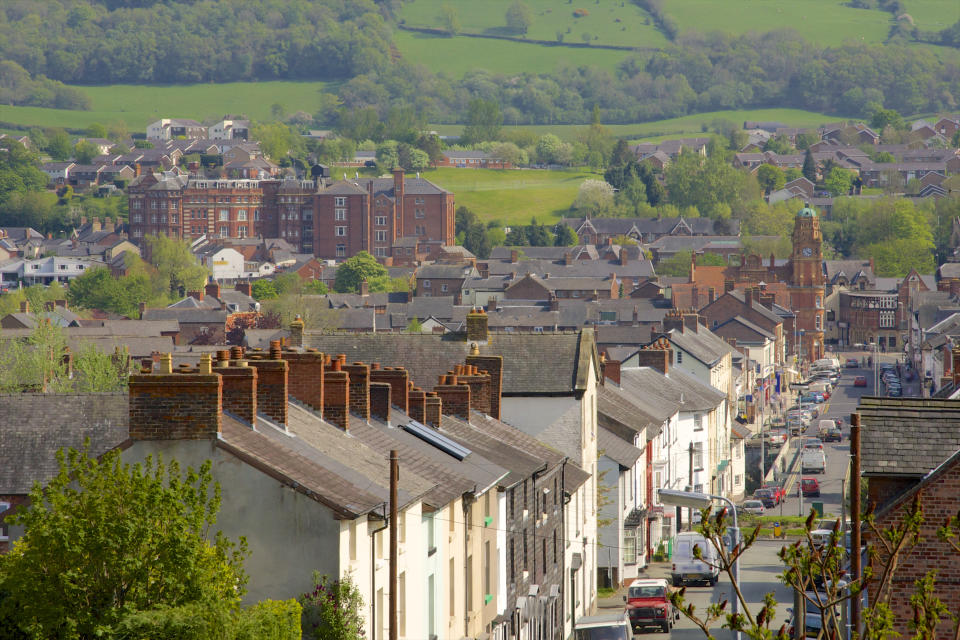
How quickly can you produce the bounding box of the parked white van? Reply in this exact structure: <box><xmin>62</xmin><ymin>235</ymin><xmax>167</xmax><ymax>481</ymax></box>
<box><xmin>671</xmin><ymin>531</ymin><xmax>720</xmax><ymax>586</ymax></box>
<box><xmin>802</xmin><ymin>448</ymin><xmax>826</xmax><ymax>474</ymax></box>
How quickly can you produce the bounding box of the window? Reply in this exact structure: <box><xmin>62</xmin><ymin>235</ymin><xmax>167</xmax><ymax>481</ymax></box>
<box><xmin>376</xmin><ymin>216</ymin><xmax>387</xmax><ymax>226</ymax></box>
<box><xmin>399</xmin><ymin>511</ymin><xmax>406</xmax><ymax>543</ymax></box>
<box><xmin>150</xmin><ymin>214</ymin><xmax>157</xmax><ymax>223</ymax></box>
<box><xmin>677</xmin><ymin>351</ymin><xmax>683</xmax><ymax>364</ymax></box>
<box><xmin>219</xmin><ymin>227</ymin><xmax>228</xmax><ymax>238</ymax></box>
<box><xmin>735</xmin><ymin>474</ymin><xmax>743</xmax><ymax>487</ymax></box>
<box><xmin>816</xmin><ymin>295</ymin><xmax>822</xmax><ymax>308</ymax></box>
<box><xmin>415</xmin><ymin>197</ymin><xmax>424</xmax><ymax>204</ymax></box>
<box><xmin>171</xmin><ymin>214</ymin><xmax>178</xmax><ymax>224</ymax></box>
<box><xmin>508</xmin><ymin>537</ymin><xmax>515</xmax><ymax>582</ymax></box>
<box><xmin>449</xmin><ymin>558</ymin><xmax>456</xmax><ymax>612</ymax></box>
<box><xmin>160</xmin><ymin>214</ymin><xmax>167</xmax><ymax>223</ymax></box>
<box><xmin>335</xmin><ymin>226</ymin><xmax>346</xmax><ymax>236</ymax></box>
<box><xmin>693</xmin><ymin>442</ymin><xmax>703</xmax><ymax>470</ymax></box>
<box><xmin>303</xmin><ymin>209</ymin><xmax>312</xmax><ymax>221</ymax></box>
<box><xmin>375</xmin><ymin>230</ymin><xmax>387</xmax><ymax>242</ymax></box>
<box><xmin>132</xmin><ymin>214</ymin><xmax>142</xmax><ymax>223</ymax></box>
<box><xmin>423</xmin><ymin>280</ymin><xmax>431</xmax><ymax>288</ymax></box>
<box><xmin>694</xmin><ymin>413</ymin><xmax>703</xmax><ymax>431</ymax></box>
<box><xmin>427</xmin><ymin>512</ymin><xmax>436</xmax><ymax>554</ymax></box>
<box><xmin>349</xmin><ymin>520</ymin><xmax>357</xmax><ymax>561</ymax></box>
<box><xmin>415</xmin><ymin>208</ymin><xmax>425</xmax><ymax>218</ymax></box>
<box><xmin>254</xmin><ymin>209</ymin><xmax>260</xmax><ymax>220</ymax></box>
<box><xmin>336</xmin><ymin>244</ymin><xmax>345</xmax><ymax>257</ymax></box>
<box><xmin>238</xmin><ymin>225</ymin><xmax>247</xmax><ymax>237</ymax></box>
<box><xmin>441</xmin><ymin>283</ymin><xmax>448</xmax><ymax>293</ymax></box>
<box><xmin>428</xmin><ymin>575</ymin><xmax>435</xmax><ymax>638</ymax></box>
<box><xmin>694</xmin><ymin>483</ymin><xmax>704</xmax><ymax>493</ymax></box>
<box><xmin>237</xmin><ymin>209</ymin><xmax>247</xmax><ymax>221</ymax></box>
<box><xmin>335</xmin><ymin>196</ymin><xmax>346</xmax><ymax>206</ymax></box>
<box><xmin>553</xmin><ymin>529</ymin><xmax>558</xmax><ymax>564</ymax></box>
<box><xmin>374</xmin><ymin>247</ymin><xmax>387</xmax><ymax>257</ymax></box>
<box><xmin>623</xmin><ymin>529</ymin><xmax>636</xmax><ymax>564</ymax></box>
<box><xmin>815</xmin><ymin>315</ymin><xmax>822</xmax><ymax>330</ymax></box>
<box><xmin>335</xmin><ymin>208</ymin><xmax>346</xmax><ymax>220</ymax></box>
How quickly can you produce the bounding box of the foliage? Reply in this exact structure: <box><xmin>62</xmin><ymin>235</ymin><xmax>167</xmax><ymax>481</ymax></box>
<box><xmin>0</xmin><ymin>60</ymin><xmax>89</xmax><ymax>110</ymax></box>
<box><xmin>0</xmin><ymin>190</ymin><xmax>71</xmax><ymax>236</ymax></box>
<box><xmin>554</xmin><ymin>223</ymin><xmax>579</xmax><ymax>246</ymax></box>
<box><xmin>333</xmin><ymin>251</ymin><xmax>388</xmax><ymax>293</ymax></box>
<box><xmin>143</xmin><ymin>234</ymin><xmax>209</xmax><ymax>295</ymax></box>
<box><xmin>802</xmin><ymin>149</ymin><xmax>817</xmax><ymax>182</ymax></box>
<box><xmin>457</xmin><ymin>206</ymin><xmax>493</xmax><ymax>258</ymax></box>
<box><xmin>572</xmin><ymin>179</ymin><xmax>615</xmax><ymax>216</ymax></box>
<box><xmin>406</xmin><ymin>317</ymin><xmax>424</xmax><ymax>333</ymax></box>
<box><xmin>299</xmin><ymin>572</ymin><xmax>365</xmax><ymax>640</ymax></box>
<box><xmin>252</xmin><ymin>122</ymin><xmax>304</xmax><ymax>164</ymax></box>
<box><xmin>664</xmin><ymin>152</ymin><xmax>758</xmax><ymax>220</ymax></box>
<box><xmin>657</xmin><ymin>250</ymin><xmax>724</xmax><ymax>276</ymax></box>
<box><xmin>66</xmin><ymin>264</ymin><xmax>157</xmax><ymax>317</ymax></box>
<box><xmin>73</xmin><ymin>139</ymin><xmax>99</xmax><ymax>164</ymax></box>
<box><xmin>252</xmin><ymin>280</ymin><xmax>280</xmax><ymax>300</ymax></box>
<box><xmin>72</xmin><ymin>342</ymin><xmax>130</xmax><ymax>392</ymax></box>
<box><xmin>439</xmin><ymin>3</ymin><xmax>461</xmax><ymax>36</ymax></box>
<box><xmin>462</xmin><ymin>99</ymin><xmax>503</xmax><ymax>145</ymax></box>
<box><xmin>0</xmin><ymin>446</ymin><xmax>249</xmax><ymax>639</ymax></box>
<box><xmin>756</xmin><ymin>164</ymin><xmax>786</xmax><ymax>194</ymax></box>
<box><xmin>505</xmin><ymin>0</ymin><xmax>533</xmax><ymax>35</ymax></box>
<box><xmin>823</xmin><ymin>167</ymin><xmax>855</xmax><ymax>196</ymax></box>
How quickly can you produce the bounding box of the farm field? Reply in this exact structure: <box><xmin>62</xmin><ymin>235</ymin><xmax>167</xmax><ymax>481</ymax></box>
<box><xmin>430</xmin><ymin>108</ymin><xmax>854</xmax><ymax>141</ymax></box>
<box><xmin>0</xmin><ymin>81</ymin><xmax>331</xmax><ymax>131</ymax></box>
<box><xmin>394</xmin><ymin>30</ymin><xmax>631</xmax><ymax>76</ymax></box>
<box><xmin>397</xmin><ymin>0</ymin><xmax>668</xmax><ymax>48</ymax></box>
<box><xmin>900</xmin><ymin>0</ymin><xmax>960</xmax><ymax>30</ymax></box>
<box><xmin>662</xmin><ymin>0</ymin><xmax>893</xmax><ymax>45</ymax></box>
<box><xmin>419</xmin><ymin>167</ymin><xmax>596</xmax><ymax>226</ymax></box>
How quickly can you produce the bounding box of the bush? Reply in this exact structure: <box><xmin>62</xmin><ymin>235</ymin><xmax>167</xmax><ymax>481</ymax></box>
<box><xmin>115</xmin><ymin>600</ymin><xmax>301</xmax><ymax>640</ymax></box>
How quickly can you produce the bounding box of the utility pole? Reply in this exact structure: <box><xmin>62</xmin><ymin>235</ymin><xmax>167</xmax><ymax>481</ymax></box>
<box><xmin>390</xmin><ymin>450</ymin><xmax>399</xmax><ymax>640</ymax></box>
<box><xmin>850</xmin><ymin>415</ymin><xmax>862</xmax><ymax>639</ymax></box>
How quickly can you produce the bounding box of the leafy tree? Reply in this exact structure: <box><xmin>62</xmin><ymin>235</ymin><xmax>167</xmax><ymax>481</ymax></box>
<box><xmin>72</xmin><ymin>341</ymin><xmax>130</xmax><ymax>392</ymax></box>
<box><xmin>375</xmin><ymin>140</ymin><xmax>399</xmax><ymax>172</ymax></box>
<box><xmin>664</xmin><ymin>153</ymin><xmax>757</xmax><ymax>219</ymax></box>
<box><xmin>656</xmin><ymin>250</ymin><xmax>724</xmax><ymax>276</ymax></box>
<box><xmin>554</xmin><ymin>223</ymin><xmax>579</xmax><ymax>246</ymax></box>
<box><xmin>462</xmin><ymin>99</ymin><xmax>503</xmax><ymax>144</ymax></box>
<box><xmin>870</xmin><ymin>106</ymin><xmax>905</xmax><ymax>131</ymax></box>
<box><xmin>756</xmin><ymin>164</ymin><xmax>786</xmax><ymax>194</ymax></box>
<box><xmin>416</xmin><ymin>133</ymin><xmax>444</xmax><ymax>166</ymax></box>
<box><xmin>489</xmin><ymin>141</ymin><xmax>527</xmax><ymax>167</ymax></box>
<box><xmin>874</xmin><ymin>151</ymin><xmax>896</xmax><ymax>163</ymax></box>
<box><xmin>0</xmin><ymin>191</ymin><xmax>70</xmax><ymax>235</ymax></box>
<box><xmin>615</xmin><ymin>177</ymin><xmax>651</xmax><ymax>216</ymax></box>
<box><xmin>505</xmin><ymin>227</ymin><xmax>529</xmax><ymax>246</ymax></box>
<box><xmin>86</xmin><ymin>123</ymin><xmax>107</xmax><ymax>138</ymax></box>
<box><xmin>334</xmin><ymin>251</ymin><xmax>387</xmax><ymax>293</ymax></box>
<box><xmin>534</xmin><ymin>134</ymin><xmax>563</xmax><ymax>165</ymax></box>
<box><xmin>824</xmin><ymin>167</ymin><xmax>855</xmax><ymax>196</ymax></box>
<box><xmin>525</xmin><ymin>217</ymin><xmax>551</xmax><ymax>246</ymax></box>
<box><xmin>143</xmin><ymin>234</ymin><xmax>209</xmax><ymax>295</ymax></box>
<box><xmin>251</xmin><ymin>122</ymin><xmax>304</xmax><ymax>164</ymax></box>
<box><xmin>73</xmin><ymin>139</ymin><xmax>99</xmax><ymax>164</ymax></box>
<box><xmin>505</xmin><ymin>0</ymin><xmax>533</xmax><ymax>34</ymax></box>
<box><xmin>802</xmin><ymin>148</ymin><xmax>817</xmax><ymax>182</ymax></box>
<box><xmin>66</xmin><ymin>266</ymin><xmax>153</xmax><ymax>317</ymax></box>
<box><xmin>405</xmin><ymin>318</ymin><xmax>423</xmax><ymax>333</ymax></box>
<box><xmin>252</xmin><ymin>280</ymin><xmax>279</xmax><ymax>300</ymax></box>
<box><xmin>439</xmin><ymin>3</ymin><xmax>461</xmax><ymax>36</ymax></box>
<box><xmin>46</xmin><ymin>129</ymin><xmax>72</xmax><ymax>161</ymax></box>
<box><xmin>794</xmin><ymin>132</ymin><xmax>820</xmax><ymax>151</ymax></box>
<box><xmin>762</xmin><ymin>135</ymin><xmax>793</xmax><ymax>154</ymax></box>
<box><xmin>300</xmin><ymin>572</ymin><xmax>364</xmax><ymax>640</ymax></box>
<box><xmin>303</xmin><ymin>280</ymin><xmax>329</xmax><ymax>295</ymax></box>
<box><xmin>572</xmin><ymin>179</ymin><xmax>615</xmax><ymax>216</ymax></box>
<box><xmin>0</xmin><ymin>445</ymin><xmax>249</xmax><ymax>638</ymax></box>
<box><xmin>397</xmin><ymin>145</ymin><xmax>429</xmax><ymax>171</ymax></box>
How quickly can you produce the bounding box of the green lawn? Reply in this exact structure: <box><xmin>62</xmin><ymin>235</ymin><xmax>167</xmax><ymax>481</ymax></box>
<box><xmin>420</xmin><ymin>167</ymin><xmax>596</xmax><ymax>226</ymax></box>
<box><xmin>398</xmin><ymin>0</ymin><xmax>668</xmax><ymax>48</ymax></box>
<box><xmin>0</xmin><ymin>81</ymin><xmax>333</xmax><ymax>132</ymax></box>
<box><xmin>394</xmin><ymin>30</ymin><xmax>631</xmax><ymax>76</ymax></box>
<box><xmin>664</xmin><ymin>0</ymin><xmax>893</xmax><ymax>45</ymax></box>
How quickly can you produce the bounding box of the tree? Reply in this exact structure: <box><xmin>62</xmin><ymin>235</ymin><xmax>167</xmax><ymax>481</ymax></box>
<box><xmin>300</xmin><ymin>572</ymin><xmax>365</xmax><ymax>640</ymax></box>
<box><xmin>489</xmin><ymin>141</ymin><xmax>527</xmax><ymax>167</ymax></box>
<box><xmin>86</xmin><ymin>123</ymin><xmax>107</xmax><ymax>139</ymax></box>
<box><xmin>762</xmin><ymin>135</ymin><xmax>793</xmax><ymax>154</ymax></box>
<box><xmin>572</xmin><ymin>179</ymin><xmax>615</xmax><ymax>216</ymax></box>
<box><xmin>824</xmin><ymin>167</ymin><xmax>854</xmax><ymax>196</ymax></box>
<box><xmin>525</xmin><ymin>217</ymin><xmax>551</xmax><ymax>246</ymax></box>
<box><xmin>251</xmin><ymin>122</ymin><xmax>303</xmax><ymax>164</ymax></box>
<box><xmin>795</xmin><ymin>132</ymin><xmax>820</xmax><ymax>151</ymax></box>
<box><xmin>461</xmin><ymin>99</ymin><xmax>503</xmax><ymax>145</ymax></box>
<box><xmin>73</xmin><ymin>139</ymin><xmax>98</xmax><ymax>164</ymax></box>
<box><xmin>252</xmin><ymin>280</ymin><xmax>279</xmax><ymax>300</ymax></box>
<box><xmin>664</xmin><ymin>153</ymin><xmax>756</xmax><ymax>219</ymax></box>
<box><xmin>72</xmin><ymin>341</ymin><xmax>130</xmax><ymax>392</ymax></box>
<box><xmin>0</xmin><ymin>445</ymin><xmax>249</xmax><ymax>638</ymax></box>
<box><xmin>143</xmin><ymin>234</ymin><xmax>209</xmax><ymax>295</ymax></box>
<box><xmin>870</xmin><ymin>106</ymin><xmax>905</xmax><ymax>132</ymax></box>
<box><xmin>505</xmin><ymin>227</ymin><xmax>529</xmax><ymax>246</ymax></box>
<box><xmin>505</xmin><ymin>0</ymin><xmax>533</xmax><ymax>34</ymax></box>
<box><xmin>535</xmin><ymin>134</ymin><xmax>563</xmax><ymax>165</ymax></box>
<box><xmin>756</xmin><ymin>164</ymin><xmax>786</xmax><ymax>194</ymax></box>
<box><xmin>46</xmin><ymin>129</ymin><xmax>72</xmax><ymax>161</ymax></box>
<box><xmin>334</xmin><ymin>251</ymin><xmax>387</xmax><ymax>293</ymax></box>
<box><xmin>439</xmin><ymin>3</ymin><xmax>461</xmax><ymax>36</ymax></box>
<box><xmin>303</xmin><ymin>280</ymin><xmax>329</xmax><ymax>295</ymax></box>
<box><xmin>554</xmin><ymin>223</ymin><xmax>579</xmax><ymax>246</ymax></box>
<box><xmin>802</xmin><ymin>148</ymin><xmax>817</xmax><ymax>182</ymax></box>
<box><xmin>375</xmin><ymin>140</ymin><xmax>399</xmax><ymax>172</ymax></box>
<box><xmin>405</xmin><ymin>318</ymin><xmax>423</xmax><ymax>334</ymax></box>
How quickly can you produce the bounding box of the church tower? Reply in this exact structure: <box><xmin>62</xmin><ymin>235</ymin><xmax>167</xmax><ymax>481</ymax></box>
<box><xmin>788</xmin><ymin>203</ymin><xmax>826</xmax><ymax>362</ymax></box>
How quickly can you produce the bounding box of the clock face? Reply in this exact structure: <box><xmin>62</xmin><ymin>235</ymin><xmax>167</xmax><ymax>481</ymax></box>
<box><xmin>802</xmin><ymin>247</ymin><xmax>813</xmax><ymax>257</ymax></box>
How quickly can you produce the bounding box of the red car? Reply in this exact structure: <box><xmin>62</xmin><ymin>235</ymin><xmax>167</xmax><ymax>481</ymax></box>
<box><xmin>762</xmin><ymin>484</ymin><xmax>786</xmax><ymax>505</ymax></box>
<box><xmin>800</xmin><ymin>477</ymin><xmax>820</xmax><ymax>497</ymax></box>
<box><xmin>854</xmin><ymin>376</ymin><xmax>867</xmax><ymax>387</ymax></box>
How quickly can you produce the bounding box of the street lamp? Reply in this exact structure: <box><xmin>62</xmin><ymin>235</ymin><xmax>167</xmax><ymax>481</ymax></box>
<box><xmin>659</xmin><ymin>488</ymin><xmax>741</xmax><ymax>640</ymax></box>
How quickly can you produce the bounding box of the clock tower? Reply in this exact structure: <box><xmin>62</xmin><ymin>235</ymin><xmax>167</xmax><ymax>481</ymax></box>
<box><xmin>789</xmin><ymin>203</ymin><xmax>826</xmax><ymax>362</ymax></box>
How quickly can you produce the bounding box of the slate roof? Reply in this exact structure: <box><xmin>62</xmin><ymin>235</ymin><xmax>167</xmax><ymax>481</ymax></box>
<box><xmin>142</xmin><ymin>308</ymin><xmax>227</xmax><ymax>323</ymax></box>
<box><xmin>620</xmin><ymin>366</ymin><xmax>724</xmax><ymax>413</ymax></box>
<box><xmin>667</xmin><ymin>326</ymin><xmax>738</xmax><ymax>367</ymax></box>
<box><xmin>598</xmin><ymin>426</ymin><xmax>643</xmax><ymax>468</ymax></box>
<box><xmin>416</xmin><ymin>264</ymin><xmax>476</xmax><ymax>279</ymax></box>
<box><xmin>715</xmin><ymin>316</ymin><xmax>775</xmax><ymax>341</ymax></box>
<box><xmin>597</xmin><ymin>384</ymin><xmax>659</xmax><ymax>440</ymax></box>
<box><xmin>858</xmin><ymin>396</ymin><xmax>960</xmax><ymax>477</ymax></box>
<box><xmin>485</xmin><ymin>258</ymin><xmax>656</xmax><ymax>279</ymax></box>
<box><xmin>939</xmin><ymin>263</ymin><xmax>960</xmax><ymax>279</ymax></box>
<box><xmin>596</xmin><ymin>325</ymin><xmax>656</xmax><ymax>347</ymax></box>
<box><xmin>303</xmin><ymin>329</ymin><xmax>597</xmax><ymax>396</ymax></box>
<box><xmin>0</xmin><ymin>393</ymin><xmax>129</xmax><ymax>494</ymax></box>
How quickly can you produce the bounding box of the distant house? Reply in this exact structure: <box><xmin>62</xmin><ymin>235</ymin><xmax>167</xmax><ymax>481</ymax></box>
<box><xmin>40</xmin><ymin>162</ymin><xmax>75</xmax><ymax>185</ymax></box>
<box><xmin>208</xmin><ymin>117</ymin><xmax>250</xmax><ymax>141</ymax></box>
<box><xmin>146</xmin><ymin>118</ymin><xmax>207</xmax><ymax>140</ymax></box>
<box><xmin>437</xmin><ymin>150</ymin><xmax>511</xmax><ymax>169</ymax></box>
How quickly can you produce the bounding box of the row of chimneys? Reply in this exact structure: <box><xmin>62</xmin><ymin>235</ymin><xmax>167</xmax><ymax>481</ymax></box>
<box><xmin>19</xmin><ymin>300</ymin><xmax>69</xmax><ymax>314</ymax></box>
<box><xmin>128</xmin><ymin>340</ymin><xmax>504</xmax><ymax>441</ymax></box>
<box><xmin>77</xmin><ymin>216</ymin><xmax>116</xmax><ymax>233</ymax></box>
<box><xmin>184</xmin><ymin>281</ymin><xmax>253</xmax><ymax>304</ymax></box>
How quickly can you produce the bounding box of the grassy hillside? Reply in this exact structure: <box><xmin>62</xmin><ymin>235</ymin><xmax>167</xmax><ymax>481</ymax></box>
<box><xmin>0</xmin><ymin>81</ymin><xmax>332</xmax><ymax>132</ymax></box>
<box><xmin>900</xmin><ymin>0</ymin><xmax>960</xmax><ymax>30</ymax></box>
<box><xmin>421</xmin><ymin>167</ymin><xmax>596</xmax><ymax>226</ymax></box>
<box><xmin>398</xmin><ymin>0</ymin><xmax>668</xmax><ymax>47</ymax></box>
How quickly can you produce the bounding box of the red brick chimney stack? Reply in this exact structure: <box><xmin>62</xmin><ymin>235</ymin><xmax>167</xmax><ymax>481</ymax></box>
<box><xmin>217</xmin><ymin>347</ymin><xmax>257</xmax><ymax>426</ymax></box>
<box><xmin>602</xmin><ymin>358</ymin><xmax>622</xmax><ymax>385</ymax></box>
<box><xmin>205</xmin><ymin>278</ymin><xmax>220</xmax><ymax>300</ymax></box>
<box><xmin>322</xmin><ymin>356</ymin><xmax>350</xmax><ymax>431</ymax></box>
<box><xmin>370</xmin><ymin>366</ymin><xmax>409</xmax><ymax>413</ymax></box>
<box><xmin>466</xmin><ymin>348</ymin><xmax>502</xmax><ymax>420</ymax></box>
<box><xmin>424</xmin><ymin>392</ymin><xmax>442</xmax><ymax>428</ymax></box>
<box><xmin>408</xmin><ymin>386</ymin><xmax>427</xmax><ymax>424</ymax></box>
<box><xmin>370</xmin><ymin>382</ymin><xmax>392</xmax><ymax>423</ymax></box>
<box><xmin>343</xmin><ymin>362</ymin><xmax>371</xmax><ymax>421</ymax></box>
<box><xmin>633</xmin><ymin>338</ymin><xmax>672</xmax><ymax>374</ymax></box>
<box><xmin>129</xmin><ymin>353</ymin><xmax>223</xmax><ymax>440</ymax></box>
<box><xmin>246</xmin><ymin>340</ymin><xmax>289</xmax><ymax>426</ymax></box>
<box><xmin>280</xmin><ymin>347</ymin><xmax>325</xmax><ymax>415</ymax></box>
<box><xmin>433</xmin><ymin>372</ymin><xmax>471</xmax><ymax>422</ymax></box>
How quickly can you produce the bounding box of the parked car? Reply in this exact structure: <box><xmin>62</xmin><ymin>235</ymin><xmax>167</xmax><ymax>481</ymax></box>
<box><xmin>624</xmin><ymin>578</ymin><xmax>679</xmax><ymax>633</ymax></box>
<box><xmin>741</xmin><ymin>500</ymin><xmax>766</xmax><ymax>515</ymax></box>
<box><xmin>845</xmin><ymin>358</ymin><xmax>859</xmax><ymax>368</ymax></box>
<box><xmin>854</xmin><ymin>376</ymin><xmax>867</xmax><ymax>387</ymax></box>
<box><xmin>766</xmin><ymin>429</ymin><xmax>787</xmax><ymax>448</ymax></box>
<box><xmin>804</xmin><ymin>437</ymin><xmax>824</xmax><ymax>450</ymax></box>
<box><xmin>762</xmin><ymin>483</ymin><xmax>786</xmax><ymax>504</ymax></box>
<box><xmin>753</xmin><ymin>489</ymin><xmax>776</xmax><ymax>508</ymax></box>
<box><xmin>800</xmin><ymin>477</ymin><xmax>820</xmax><ymax>497</ymax></box>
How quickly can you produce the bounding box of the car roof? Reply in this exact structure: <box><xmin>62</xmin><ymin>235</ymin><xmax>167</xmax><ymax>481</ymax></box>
<box><xmin>631</xmin><ymin>578</ymin><xmax>669</xmax><ymax>586</ymax></box>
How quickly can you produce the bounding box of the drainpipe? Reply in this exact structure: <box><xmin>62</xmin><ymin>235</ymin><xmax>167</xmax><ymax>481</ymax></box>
<box><xmin>463</xmin><ymin>490</ymin><xmax>477</xmax><ymax>639</ymax></box>
<box><xmin>369</xmin><ymin>504</ymin><xmax>389</xmax><ymax>640</ymax></box>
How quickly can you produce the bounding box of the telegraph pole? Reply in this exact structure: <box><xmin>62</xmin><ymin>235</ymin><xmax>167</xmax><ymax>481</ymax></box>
<box><xmin>849</xmin><ymin>416</ymin><xmax>862</xmax><ymax>639</ymax></box>
<box><xmin>390</xmin><ymin>450</ymin><xmax>399</xmax><ymax>640</ymax></box>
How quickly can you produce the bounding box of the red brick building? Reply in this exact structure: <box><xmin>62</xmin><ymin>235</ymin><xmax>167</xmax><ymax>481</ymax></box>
<box><xmin>127</xmin><ymin>169</ymin><xmax>454</xmax><ymax>262</ymax></box>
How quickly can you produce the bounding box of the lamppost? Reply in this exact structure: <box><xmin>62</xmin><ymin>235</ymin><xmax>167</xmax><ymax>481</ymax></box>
<box><xmin>659</xmin><ymin>488</ymin><xmax>741</xmax><ymax>640</ymax></box>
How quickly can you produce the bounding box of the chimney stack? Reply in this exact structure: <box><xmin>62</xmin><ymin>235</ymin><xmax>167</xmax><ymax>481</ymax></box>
<box><xmin>454</xmin><ymin>363</ymin><xmax>493</xmax><ymax>416</ymax></box>
<box><xmin>620</xmin><ymin>248</ymin><xmax>629</xmax><ymax>266</ymax></box>
<box><xmin>289</xmin><ymin>315</ymin><xmax>304</xmax><ymax>347</ymax></box>
<box><xmin>370</xmin><ymin>382</ymin><xmax>392</xmax><ymax>423</ymax></box>
<box><xmin>322</xmin><ymin>356</ymin><xmax>350</xmax><ymax>431</ymax></box>
<box><xmin>510</xmin><ymin>250</ymin><xmax>519</xmax><ymax>263</ymax></box>
<box><xmin>408</xmin><ymin>386</ymin><xmax>427</xmax><ymax>424</ymax></box>
<box><xmin>246</xmin><ymin>341</ymin><xmax>289</xmax><ymax>426</ymax></box>
<box><xmin>466</xmin><ymin>308</ymin><xmax>489</xmax><ymax>344</ymax></box>
<box><xmin>19</xmin><ymin>300</ymin><xmax>28</xmax><ymax>314</ymax></box>
<box><xmin>466</xmin><ymin>349</ymin><xmax>502</xmax><ymax>419</ymax></box>
<box><xmin>724</xmin><ymin>279</ymin><xmax>735</xmax><ymax>293</ymax></box>
<box><xmin>217</xmin><ymin>347</ymin><xmax>257</xmax><ymax>426</ymax></box>
<box><xmin>129</xmin><ymin>353</ymin><xmax>222</xmax><ymax>440</ymax></box>
<box><xmin>187</xmin><ymin>290</ymin><xmax>204</xmax><ymax>301</ymax></box>
<box><xmin>602</xmin><ymin>358</ymin><xmax>622</xmax><ymax>385</ymax></box>
<box><xmin>662</xmin><ymin>308</ymin><xmax>684</xmax><ymax>333</ymax></box>
<box><xmin>682</xmin><ymin>312</ymin><xmax>700</xmax><ymax>333</ymax></box>
<box><xmin>343</xmin><ymin>362</ymin><xmax>371</xmax><ymax>421</ymax></box>
<box><xmin>205</xmin><ymin>278</ymin><xmax>221</xmax><ymax>300</ymax></box>
<box><xmin>424</xmin><ymin>392</ymin><xmax>442</xmax><ymax>428</ymax></box>
<box><xmin>360</xmin><ymin>280</ymin><xmax>369</xmax><ymax>297</ymax></box>
<box><xmin>281</xmin><ymin>347</ymin><xmax>324</xmax><ymax>414</ymax></box>
<box><xmin>708</xmin><ymin>287</ymin><xmax>716</xmax><ymax>303</ymax></box>
<box><xmin>370</xmin><ymin>366</ymin><xmax>409</xmax><ymax>413</ymax></box>
<box><xmin>633</xmin><ymin>338</ymin><xmax>672</xmax><ymax>374</ymax></box>
<box><xmin>433</xmin><ymin>372</ymin><xmax>471</xmax><ymax>422</ymax></box>
<box><xmin>235</xmin><ymin>281</ymin><xmax>253</xmax><ymax>297</ymax></box>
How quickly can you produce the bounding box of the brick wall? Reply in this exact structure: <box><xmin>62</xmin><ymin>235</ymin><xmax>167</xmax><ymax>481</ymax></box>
<box><xmin>369</xmin><ymin>365</ymin><xmax>409</xmax><ymax>413</ymax></box>
<box><xmin>870</xmin><ymin>462</ymin><xmax>960</xmax><ymax>640</ymax></box>
<box><xmin>424</xmin><ymin>392</ymin><xmax>442</xmax><ymax>428</ymax></box>
<box><xmin>455</xmin><ymin>364</ymin><xmax>491</xmax><ymax>415</ymax></box>
<box><xmin>247</xmin><ymin>342</ymin><xmax>289</xmax><ymax>426</ymax></box>
<box><xmin>466</xmin><ymin>309</ymin><xmax>489</xmax><ymax>343</ymax></box>
<box><xmin>323</xmin><ymin>358</ymin><xmax>350</xmax><ymax>431</ymax></box>
<box><xmin>370</xmin><ymin>382</ymin><xmax>391</xmax><ymax>423</ymax></box>
<box><xmin>216</xmin><ymin>348</ymin><xmax>258</xmax><ymax>425</ymax></box>
<box><xmin>129</xmin><ymin>371</ymin><xmax>223</xmax><ymax>440</ymax></box>
<box><xmin>408</xmin><ymin>387</ymin><xmax>426</xmax><ymax>424</ymax></box>
<box><xmin>342</xmin><ymin>362</ymin><xmax>371</xmax><ymax>421</ymax></box>
<box><xmin>633</xmin><ymin>338</ymin><xmax>671</xmax><ymax>374</ymax></box>
<box><xmin>433</xmin><ymin>374</ymin><xmax>471</xmax><ymax>421</ymax></box>
<box><xmin>466</xmin><ymin>353</ymin><xmax>503</xmax><ymax>420</ymax></box>
<box><xmin>282</xmin><ymin>348</ymin><xmax>325</xmax><ymax>414</ymax></box>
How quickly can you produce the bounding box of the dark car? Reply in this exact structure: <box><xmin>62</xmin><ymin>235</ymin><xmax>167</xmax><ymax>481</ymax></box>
<box><xmin>753</xmin><ymin>489</ymin><xmax>776</xmax><ymax>508</ymax></box>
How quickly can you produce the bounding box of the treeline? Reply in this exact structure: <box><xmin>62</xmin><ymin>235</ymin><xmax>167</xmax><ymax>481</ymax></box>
<box><xmin>0</xmin><ymin>0</ymin><xmax>393</xmax><ymax>84</ymax></box>
<box><xmin>0</xmin><ymin>61</ymin><xmax>89</xmax><ymax>110</ymax></box>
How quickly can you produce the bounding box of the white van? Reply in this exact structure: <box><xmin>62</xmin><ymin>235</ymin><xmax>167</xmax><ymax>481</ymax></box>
<box><xmin>574</xmin><ymin>612</ymin><xmax>633</xmax><ymax>640</ymax></box>
<box><xmin>802</xmin><ymin>448</ymin><xmax>826</xmax><ymax>473</ymax></box>
<box><xmin>671</xmin><ymin>531</ymin><xmax>720</xmax><ymax>586</ymax></box>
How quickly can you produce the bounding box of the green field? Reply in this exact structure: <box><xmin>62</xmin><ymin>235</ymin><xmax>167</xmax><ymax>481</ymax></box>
<box><xmin>0</xmin><ymin>81</ymin><xmax>332</xmax><ymax>132</ymax></box>
<box><xmin>664</xmin><ymin>0</ymin><xmax>893</xmax><ymax>45</ymax></box>
<box><xmin>901</xmin><ymin>0</ymin><xmax>960</xmax><ymax>30</ymax></box>
<box><xmin>430</xmin><ymin>108</ymin><xmax>854</xmax><ymax>142</ymax></box>
<box><xmin>398</xmin><ymin>0</ymin><xmax>668</xmax><ymax>48</ymax></box>
<box><xmin>420</xmin><ymin>167</ymin><xmax>597</xmax><ymax>226</ymax></box>
<box><xmin>395</xmin><ymin>30</ymin><xmax>632</xmax><ymax>76</ymax></box>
